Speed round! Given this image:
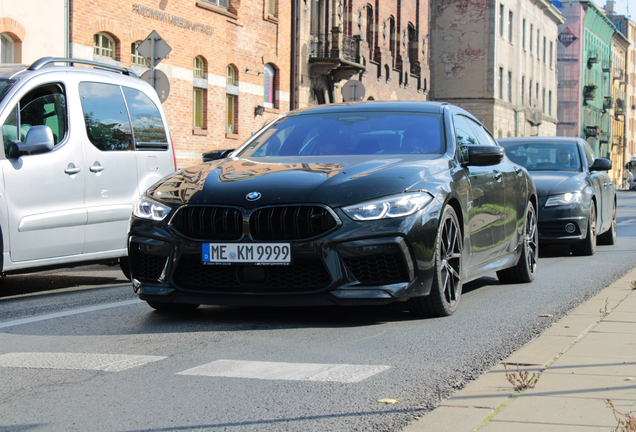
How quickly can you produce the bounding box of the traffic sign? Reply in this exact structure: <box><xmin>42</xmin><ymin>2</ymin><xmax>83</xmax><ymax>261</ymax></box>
<box><xmin>341</xmin><ymin>80</ymin><xmax>366</xmax><ymax>102</ymax></box>
<box><xmin>136</xmin><ymin>30</ymin><xmax>172</xmax><ymax>67</ymax></box>
<box><xmin>141</xmin><ymin>69</ymin><xmax>170</xmax><ymax>103</ymax></box>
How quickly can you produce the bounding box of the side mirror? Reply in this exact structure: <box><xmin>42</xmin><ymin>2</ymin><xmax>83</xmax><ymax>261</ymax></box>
<box><xmin>202</xmin><ymin>149</ymin><xmax>235</xmax><ymax>162</ymax></box>
<box><xmin>8</xmin><ymin>125</ymin><xmax>55</xmax><ymax>158</ymax></box>
<box><xmin>590</xmin><ymin>157</ymin><xmax>612</xmax><ymax>171</ymax></box>
<box><xmin>462</xmin><ymin>145</ymin><xmax>505</xmax><ymax>167</ymax></box>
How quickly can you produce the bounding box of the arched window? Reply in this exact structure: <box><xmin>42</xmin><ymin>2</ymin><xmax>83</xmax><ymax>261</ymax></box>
<box><xmin>264</xmin><ymin>63</ymin><xmax>276</xmax><ymax>108</ymax></box>
<box><xmin>193</xmin><ymin>56</ymin><xmax>207</xmax><ymax>129</ymax></box>
<box><xmin>93</xmin><ymin>33</ymin><xmax>116</xmax><ymax>60</ymax></box>
<box><xmin>226</xmin><ymin>65</ymin><xmax>238</xmax><ymax>134</ymax></box>
<box><xmin>0</xmin><ymin>34</ymin><xmax>14</xmax><ymax>63</ymax></box>
<box><xmin>131</xmin><ymin>41</ymin><xmax>148</xmax><ymax>67</ymax></box>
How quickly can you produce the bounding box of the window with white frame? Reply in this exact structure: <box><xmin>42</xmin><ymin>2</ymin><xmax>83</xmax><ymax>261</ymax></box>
<box><xmin>193</xmin><ymin>56</ymin><xmax>207</xmax><ymax>129</ymax></box>
<box><xmin>93</xmin><ymin>33</ymin><xmax>116</xmax><ymax>59</ymax></box>
<box><xmin>264</xmin><ymin>63</ymin><xmax>276</xmax><ymax>108</ymax></box>
<box><xmin>226</xmin><ymin>65</ymin><xmax>238</xmax><ymax>134</ymax></box>
<box><xmin>131</xmin><ymin>41</ymin><xmax>149</xmax><ymax>67</ymax></box>
<box><xmin>0</xmin><ymin>34</ymin><xmax>14</xmax><ymax>63</ymax></box>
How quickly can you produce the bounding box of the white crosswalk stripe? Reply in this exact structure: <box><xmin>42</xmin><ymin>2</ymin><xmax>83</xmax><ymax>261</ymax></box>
<box><xmin>0</xmin><ymin>352</ymin><xmax>166</xmax><ymax>372</ymax></box>
<box><xmin>177</xmin><ymin>359</ymin><xmax>391</xmax><ymax>383</ymax></box>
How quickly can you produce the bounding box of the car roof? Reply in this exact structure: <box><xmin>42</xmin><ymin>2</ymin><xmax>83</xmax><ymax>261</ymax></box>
<box><xmin>287</xmin><ymin>100</ymin><xmax>455</xmax><ymax>116</ymax></box>
<box><xmin>0</xmin><ymin>57</ymin><xmax>140</xmax><ymax>82</ymax></box>
<box><xmin>498</xmin><ymin>136</ymin><xmax>585</xmax><ymax>146</ymax></box>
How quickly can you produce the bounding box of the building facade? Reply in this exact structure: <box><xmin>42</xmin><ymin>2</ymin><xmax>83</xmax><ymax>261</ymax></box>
<box><xmin>605</xmin><ymin>9</ymin><xmax>635</xmax><ymax>187</ymax></box>
<box><xmin>430</xmin><ymin>0</ymin><xmax>564</xmax><ymax>138</ymax></box>
<box><xmin>0</xmin><ymin>0</ymin><xmax>66</xmax><ymax>64</ymax></box>
<box><xmin>293</xmin><ymin>0</ymin><xmax>431</xmax><ymax>109</ymax></box>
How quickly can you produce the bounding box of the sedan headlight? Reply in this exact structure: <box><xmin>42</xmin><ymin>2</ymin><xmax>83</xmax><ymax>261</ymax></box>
<box><xmin>545</xmin><ymin>191</ymin><xmax>582</xmax><ymax>207</ymax></box>
<box><xmin>133</xmin><ymin>196</ymin><xmax>172</xmax><ymax>221</ymax></box>
<box><xmin>342</xmin><ymin>192</ymin><xmax>433</xmax><ymax>221</ymax></box>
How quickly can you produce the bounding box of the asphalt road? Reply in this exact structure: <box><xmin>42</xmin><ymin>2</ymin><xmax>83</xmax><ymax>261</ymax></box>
<box><xmin>2</xmin><ymin>192</ymin><xmax>636</xmax><ymax>432</ymax></box>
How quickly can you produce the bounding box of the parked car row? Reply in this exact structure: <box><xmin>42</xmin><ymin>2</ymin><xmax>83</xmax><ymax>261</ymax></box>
<box><xmin>0</xmin><ymin>60</ymin><xmax>615</xmax><ymax>318</ymax></box>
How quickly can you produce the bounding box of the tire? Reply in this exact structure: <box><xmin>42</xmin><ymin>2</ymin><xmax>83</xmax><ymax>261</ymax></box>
<box><xmin>120</xmin><ymin>257</ymin><xmax>131</xmax><ymax>281</ymax></box>
<box><xmin>408</xmin><ymin>205</ymin><xmax>462</xmax><ymax>317</ymax></box>
<box><xmin>497</xmin><ymin>201</ymin><xmax>538</xmax><ymax>284</ymax></box>
<box><xmin>572</xmin><ymin>200</ymin><xmax>596</xmax><ymax>256</ymax></box>
<box><xmin>146</xmin><ymin>301</ymin><xmax>200</xmax><ymax>312</ymax></box>
<box><xmin>597</xmin><ymin>201</ymin><xmax>617</xmax><ymax>246</ymax></box>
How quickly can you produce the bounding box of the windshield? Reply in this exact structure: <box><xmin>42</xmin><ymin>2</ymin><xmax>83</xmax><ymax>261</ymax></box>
<box><xmin>503</xmin><ymin>142</ymin><xmax>582</xmax><ymax>172</ymax></box>
<box><xmin>238</xmin><ymin>111</ymin><xmax>444</xmax><ymax>157</ymax></box>
<box><xmin>0</xmin><ymin>79</ymin><xmax>17</xmax><ymax>102</ymax></box>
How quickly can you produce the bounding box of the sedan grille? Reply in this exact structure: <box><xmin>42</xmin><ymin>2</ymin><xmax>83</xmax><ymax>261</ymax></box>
<box><xmin>173</xmin><ymin>255</ymin><xmax>332</xmax><ymax>293</ymax></box>
<box><xmin>344</xmin><ymin>253</ymin><xmax>409</xmax><ymax>285</ymax></box>
<box><xmin>171</xmin><ymin>206</ymin><xmax>243</xmax><ymax>241</ymax></box>
<box><xmin>250</xmin><ymin>206</ymin><xmax>338</xmax><ymax>241</ymax></box>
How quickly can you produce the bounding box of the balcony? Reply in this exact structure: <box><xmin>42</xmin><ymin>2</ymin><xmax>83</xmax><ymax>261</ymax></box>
<box><xmin>615</xmin><ymin>98</ymin><xmax>625</xmax><ymax>116</ymax></box>
<box><xmin>585</xmin><ymin>125</ymin><xmax>600</xmax><ymax>136</ymax></box>
<box><xmin>587</xmin><ymin>52</ymin><xmax>599</xmax><ymax>65</ymax></box>
<box><xmin>309</xmin><ymin>30</ymin><xmax>365</xmax><ymax>81</ymax></box>
<box><xmin>583</xmin><ymin>84</ymin><xmax>597</xmax><ymax>101</ymax></box>
<box><xmin>600</xmin><ymin>132</ymin><xmax>610</xmax><ymax>143</ymax></box>
<box><xmin>603</xmin><ymin>96</ymin><xmax>613</xmax><ymax>109</ymax></box>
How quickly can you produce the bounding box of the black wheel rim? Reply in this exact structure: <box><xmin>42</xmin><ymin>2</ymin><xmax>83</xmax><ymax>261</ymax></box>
<box><xmin>525</xmin><ymin>206</ymin><xmax>538</xmax><ymax>274</ymax></box>
<box><xmin>440</xmin><ymin>214</ymin><xmax>462</xmax><ymax>307</ymax></box>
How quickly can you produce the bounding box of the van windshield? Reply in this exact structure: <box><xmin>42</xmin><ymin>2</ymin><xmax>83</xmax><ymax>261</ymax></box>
<box><xmin>0</xmin><ymin>79</ymin><xmax>17</xmax><ymax>101</ymax></box>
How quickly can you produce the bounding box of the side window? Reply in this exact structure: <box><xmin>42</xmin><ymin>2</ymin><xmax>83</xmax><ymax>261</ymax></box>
<box><xmin>122</xmin><ymin>87</ymin><xmax>168</xmax><ymax>149</ymax></box>
<box><xmin>583</xmin><ymin>142</ymin><xmax>595</xmax><ymax>167</ymax></box>
<box><xmin>2</xmin><ymin>84</ymin><xmax>68</xmax><ymax>156</ymax></box>
<box><xmin>453</xmin><ymin>115</ymin><xmax>479</xmax><ymax>147</ymax></box>
<box><xmin>79</xmin><ymin>82</ymin><xmax>133</xmax><ymax>151</ymax></box>
<box><xmin>466</xmin><ymin>119</ymin><xmax>498</xmax><ymax>146</ymax></box>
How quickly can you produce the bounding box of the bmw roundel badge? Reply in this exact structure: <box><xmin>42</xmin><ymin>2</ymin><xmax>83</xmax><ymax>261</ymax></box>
<box><xmin>246</xmin><ymin>191</ymin><xmax>262</xmax><ymax>201</ymax></box>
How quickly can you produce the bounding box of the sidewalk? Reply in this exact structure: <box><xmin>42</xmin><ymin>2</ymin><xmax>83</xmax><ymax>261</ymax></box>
<box><xmin>403</xmin><ymin>268</ymin><xmax>636</xmax><ymax>431</ymax></box>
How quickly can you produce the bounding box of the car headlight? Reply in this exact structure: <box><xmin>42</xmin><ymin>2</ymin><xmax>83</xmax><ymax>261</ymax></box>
<box><xmin>545</xmin><ymin>191</ymin><xmax>582</xmax><ymax>207</ymax></box>
<box><xmin>133</xmin><ymin>196</ymin><xmax>172</xmax><ymax>221</ymax></box>
<box><xmin>342</xmin><ymin>192</ymin><xmax>433</xmax><ymax>221</ymax></box>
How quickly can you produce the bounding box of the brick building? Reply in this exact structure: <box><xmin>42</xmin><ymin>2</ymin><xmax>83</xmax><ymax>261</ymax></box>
<box><xmin>293</xmin><ymin>0</ymin><xmax>430</xmax><ymax>108</ymax></box>
<box><xmin>67</xmin><ymin>0</ymin><xmax>291</xmax><ymax>167</ymax></box>
<box><xmin>430</xmin><ymin>0</ymin><xmax>564</xmax><ymax>138</ymax></box>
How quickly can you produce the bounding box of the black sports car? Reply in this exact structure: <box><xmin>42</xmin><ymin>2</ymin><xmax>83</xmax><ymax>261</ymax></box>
<box><xmin>499</xmin><ymin>137</ymin><xmax>616</xmax><ymax>256</ymax></box>
<box><xmin>128</xmin><ymin>101</ymin><xmax>538</xmax><ymax>317</ymax></box>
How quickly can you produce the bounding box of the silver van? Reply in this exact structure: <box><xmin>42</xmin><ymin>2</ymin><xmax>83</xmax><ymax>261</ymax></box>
<box><xmin>0</xmin><ymin>57</ymin><xmax>176</xmax><ymax>278</ymax></box>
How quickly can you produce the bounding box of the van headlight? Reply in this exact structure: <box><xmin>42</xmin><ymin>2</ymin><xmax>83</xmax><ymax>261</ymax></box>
<box><xmin>342</xmin><ymin>192</ymin><xmax>433</xmax><ymax>221</ymax></box>
<box><xmin>133</xmin><ymin>196</ymin><xmax>172</xmax><ymax>221</ymax></box>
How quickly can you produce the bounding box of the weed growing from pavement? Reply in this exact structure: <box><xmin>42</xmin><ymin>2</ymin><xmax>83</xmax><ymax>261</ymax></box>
<box><xmin>600</xmin><ymin>297</ymin><xmax>610</xmax><ymax>318</ymax></box>
<box><xmin>504</xmin><ymin>363</ymin><xmax>537</xmax><ymax>391</ymax></box>
<box><xmin>631</xmin><ymin>280</ymin><xmax>636</xmax><ymax>290</ymax></box>
<box><xmin>606</xmin><ymin>399</ymin><xmax>636</xmax><ymax>431</ymax></box>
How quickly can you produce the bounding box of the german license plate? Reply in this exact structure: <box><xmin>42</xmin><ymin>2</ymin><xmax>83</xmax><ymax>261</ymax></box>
<box><xmin>202</xmin><ymin>243</ymin><xmax>291</xmax><ymax>265</ymax></box>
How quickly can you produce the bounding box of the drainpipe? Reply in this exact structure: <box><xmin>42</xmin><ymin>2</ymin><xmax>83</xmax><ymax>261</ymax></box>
<box><xmin>291</xmin><ymin>0</ymin><xmax>297</xmax><ymax>109</ymax></box>
<box><xmin>65</xmin><ymin>0</ymin><xmax>70</xmax><ymax>57</ymax></box>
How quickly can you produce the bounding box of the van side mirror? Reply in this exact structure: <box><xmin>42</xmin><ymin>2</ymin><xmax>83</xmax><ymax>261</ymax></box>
<box><xmin>8</xmin><ymin>125</ymin><xmax>55</xmax><ymax>158</ymax></box>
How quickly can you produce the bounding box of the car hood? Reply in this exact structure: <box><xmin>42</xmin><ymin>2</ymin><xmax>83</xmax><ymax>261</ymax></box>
<box><xmin>529</xmin><ymin>171</ymin><xmax>587</xmax><ymax>197</ymax></box>
<box><xmin>148</xmin><ymin>155</ymin><xmax>448</xmax><ymax>208</ymax></box>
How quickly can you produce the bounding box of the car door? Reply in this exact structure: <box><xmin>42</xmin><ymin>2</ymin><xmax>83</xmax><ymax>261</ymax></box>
<box><xmin>454</xmin><ymin>115</ymin><xmax>505</xmax><ymax>270</ymax></box>
<box><xmin>468</xmin><ymin>121</ymin><xmax>525</xmax><ymax>253</ymax></box>
<box><xmin>582</xmin><ymin>142</ymin><xmax>606</xmax><ymax>231</ymax></box>
<box><xmin>78</xmin><ymin>81</ymin><xmax>138</xmax><ymax>254</ymax></box>
<box><xmin>1</xmin><ymin>80</ymin><xmax>85</xmax><ymax>262</ymax></box>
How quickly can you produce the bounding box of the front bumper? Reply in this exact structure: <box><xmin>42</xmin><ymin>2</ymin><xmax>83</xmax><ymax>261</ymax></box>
<box><xmin>537</xmin><ymin>198</ymin><xmax>589</xmax><ymax>244</ymax></box>
<box><xmin>128</xmin><ymin>206</ymin><xmax>440</xmax><ymax>307</ymax></box>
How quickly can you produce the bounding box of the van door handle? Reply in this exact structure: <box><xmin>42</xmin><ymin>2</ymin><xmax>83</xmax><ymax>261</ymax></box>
<box><xmin>89</xmin><ymin>162</ymin><xmax>104</xmax><ymax>173</ymax></box>
<box><xmin>64</xmin><ymin>163</ymin><xmax>81</xmax><ymax>175</ymax></box>
<box><xmin>493</xmin><ymin>171</ymin><xmax>503</xmax><ymax>181</ymax></box>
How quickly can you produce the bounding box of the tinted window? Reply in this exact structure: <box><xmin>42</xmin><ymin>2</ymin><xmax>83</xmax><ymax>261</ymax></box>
<box><xmin>238</xmin><ymin>112</ymin><xmax>444</xmax><ymax>157</ymax></box>
<box><xmin>453</xmin><ymin>115</ymin><xmax>479</xmax><ymax>147</ymax></box>
<box><xmin>466</xmin><ymin>119</ymin><xmax>497</xmax><ymax>146</ymax></box>
<box><xmin>122</xmin><ymin>87</ymin><xmax>168</xmax><ymax>148</ymax></box>
<box><xmin>583</xmin><ymin>142</ymin><xmax>595</xmax><ymax>167</ymax></box>
<box><xmin>501</xmin><ymin>142</ymin><xmax>582</xmax><ymax>171</ymax></box>
<box><xmin>2</xmin><ymin>83</ymin><xmax>68</xmax><ymax>155</ymax></box>
<box><xmin>79</xmin><ymin>82</ymin><xmax>133</xmax><ymax>151</ymax></box>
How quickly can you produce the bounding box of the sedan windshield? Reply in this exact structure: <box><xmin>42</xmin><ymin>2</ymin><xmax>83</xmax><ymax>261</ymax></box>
<box><xmin>504</xmin><ymin>142</ymin><xmax>582</xmax><ymax>172</ymax></box>
<box><xmin>238</xmin><ymin>111</ymin><xmax>444</xmax><ymax>157</ymax></box>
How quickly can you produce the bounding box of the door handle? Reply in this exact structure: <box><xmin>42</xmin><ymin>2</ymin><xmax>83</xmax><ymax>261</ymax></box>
<box><xmin>89</xmin><ymin>162</ymin><xmax>105</xmax><ymax>173</ymax></box>
<box><xmin>493</xmin><ymin>171</ymin><xmax>503</xmax><ymax>181</ymax></box>
<box><xmin>514</xmin><ymin>167</ymin><xmax>523</xmax><ymax>176</ymax></box>
<box><xmin>64</xmin><ymin>163</ymin><xmax>81</xmax><ymax>175</ymax></box>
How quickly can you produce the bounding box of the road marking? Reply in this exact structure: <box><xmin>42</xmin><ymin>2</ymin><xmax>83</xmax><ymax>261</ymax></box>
<box><xmin>617</xmin><ymin>219</ymin><xmax>636</xmax><ymax>226</ymax></box>
<box><xmin>177</xmin><ymin>359</ymin><xmax>391</xmax><ymax>383</ymax></box>
<box><xmin>0</xmin><ymin>299</ymin><xmax>142</xmax><ymax>329</ymax></box>
<box><xmin>0</xmin><ymin>352</ymin><xmax>166</xmax><ymax>372</ymax></box>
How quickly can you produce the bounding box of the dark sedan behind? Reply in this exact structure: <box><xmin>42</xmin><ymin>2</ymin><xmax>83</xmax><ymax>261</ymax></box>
<box><xmin>499</xmin><ymin>137</ymin><xmax>616</xmax><ymax>256</ymax></box>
